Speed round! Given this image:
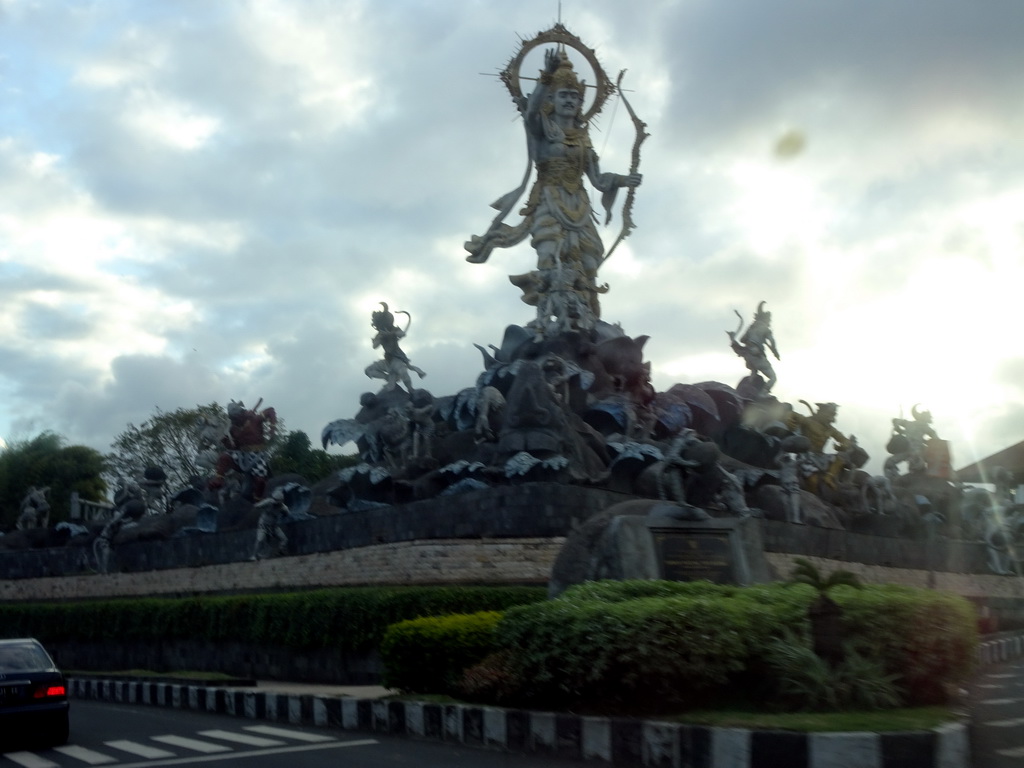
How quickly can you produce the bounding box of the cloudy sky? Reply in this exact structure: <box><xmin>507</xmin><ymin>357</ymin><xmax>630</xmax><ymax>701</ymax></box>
<box><xmin>2</xmin><ymin>0</ymin><xmax>1023</xmax><ymax>478</ymax></box>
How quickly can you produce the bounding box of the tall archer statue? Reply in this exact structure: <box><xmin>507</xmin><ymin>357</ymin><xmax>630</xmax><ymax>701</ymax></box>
<box><xmin>465</xmin><ymin>25</ymin><xmax>645</xmax><ymax>336</ymax></box>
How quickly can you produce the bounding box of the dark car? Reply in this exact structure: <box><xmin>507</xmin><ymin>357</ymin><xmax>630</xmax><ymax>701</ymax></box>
<box><xmin>0</xmin><ymin>638</ymin><xmax>70</xmax><ymax>747</ymax></box>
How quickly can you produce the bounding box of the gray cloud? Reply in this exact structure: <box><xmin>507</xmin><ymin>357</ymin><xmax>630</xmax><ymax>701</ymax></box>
<box><xmin>0</xmin><ymin>0</ymin><xmax>1021</xmax><ymax>481</ymax></box>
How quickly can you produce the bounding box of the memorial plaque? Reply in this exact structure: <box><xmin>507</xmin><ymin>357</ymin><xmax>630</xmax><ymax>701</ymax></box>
<box><xmin>653</xmin><ymin>529</ymin><xmax>733</xmax><ymax>583</ymax></box>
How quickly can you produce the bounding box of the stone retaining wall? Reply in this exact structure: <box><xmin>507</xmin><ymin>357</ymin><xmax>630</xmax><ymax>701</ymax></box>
<box><xmin>5</xmin><ymin>482</ymin><xmax>1024</xmax><ymax>628</ymax></box>
<box><xmin>0</xmin><ymin>482</ymin><xmax>625</xmax><ymax>580</ymax></box>
<box><xmin>1</xmin><ymin>537</ymin><xmax>562</xmax><ymax>602</ymax></box>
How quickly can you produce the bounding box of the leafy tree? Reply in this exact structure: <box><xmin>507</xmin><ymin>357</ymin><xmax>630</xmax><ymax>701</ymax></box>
<box><xmin>270</xmin><ymin>430</ymin><xmax>359</xmax><ymax>482</ymax></box>
<box><xmin>786</xmin><ymin>557</ymin><xmax>862</xmax><ymax>666</ymax></box>
<box><xmin>106</xmin><ymin>403</ymin><xmax>227</xmax><ymax>493</ymax></box>
<box><xmin>0</xmin><ymin>432</ymin><xmax>108</xmax><ymax>529</ymax></box>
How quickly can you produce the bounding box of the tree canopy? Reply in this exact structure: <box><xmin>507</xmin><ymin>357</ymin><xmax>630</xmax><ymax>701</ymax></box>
<box><xmin>107</xmin><ymin>405</ymin><xmax>356</xmax><ymax>496</ymax></box>
<box><xmin>106</xmin><ymin>403</ymin><xmax>227</xmax><ymax>493</ymax></box>
<box><xmin>0</xmin><ymin>432</ymin><xmax>107</xmax><ymax>530</ymax></box>
<box><xmin>270</xmin><ymin>430</ymin><xmax>359</xmax><ymax>481</ymax></box>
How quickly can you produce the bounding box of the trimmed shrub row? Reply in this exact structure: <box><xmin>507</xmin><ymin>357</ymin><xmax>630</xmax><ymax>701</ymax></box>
<box><xmin>380</xmin><ymin>611</ymin><xmax>503</xmax><ymax>694</ymax></box>
<box><xmin>0</xmin><ymin>586</ymin><xmax>546</xmax><ymax>653</ymax></box>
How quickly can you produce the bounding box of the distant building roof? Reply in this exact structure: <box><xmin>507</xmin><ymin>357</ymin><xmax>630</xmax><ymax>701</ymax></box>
<box><xmin>956</xmin><ymin>440</ymin><xmax>1024</xmax><ymax>484</ymax></box>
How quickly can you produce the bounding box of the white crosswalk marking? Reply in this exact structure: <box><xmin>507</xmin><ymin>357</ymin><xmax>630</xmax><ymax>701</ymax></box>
<box><xmin>151</xmin><ymin>734</ymin><xmax>233</xmax><ymax>753</ymax></box>
<box><xmin>987</xmin><ymin>716</ymin><xmax>1024</xmax><ymax>727</ymax></box>
<box><xmin>103</xmin><ymin>739</ymin><xmax>177</xmax><ymax>758</ymax></box>
<box><xmin>1</xmin><ymin>752</ymin><xmax>59</xmax><ymax>768</ymax></box>
<box><xmin>0</xmin><ymin>727</ymin><xmax>364</xmax><ymax>768</ymax></box>
<box><xmin>52</xmin><ymin>746</ymin><xmax>117</xmax><ymax>765</ymax></box>
<box><xmin>197</xmin><ymin>729</ymin><xmax>285</xmax><ymax>747</ymax></box>
<box><xmin>243</xmin><ymin>725</ymin><xmax>335</xmax><ymax>742</ymax></box>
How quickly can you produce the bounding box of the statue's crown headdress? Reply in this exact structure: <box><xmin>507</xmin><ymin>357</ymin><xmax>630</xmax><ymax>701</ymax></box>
<box><xmin>546</xmin><ymin>50</ymin><xmax>585</xmax><ymax>94</ymax></box>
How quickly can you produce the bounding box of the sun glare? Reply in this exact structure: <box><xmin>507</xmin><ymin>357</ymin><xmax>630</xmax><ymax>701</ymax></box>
<box><xmin>726</xmin><ymin>160</ymin><xmax>826</xmax><ymax>255</ymax></box>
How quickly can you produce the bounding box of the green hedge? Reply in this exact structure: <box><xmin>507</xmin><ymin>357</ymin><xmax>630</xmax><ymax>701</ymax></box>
<box><xmin>0</xmin><ymin>586</ymin><xmax>546</xmax><ymax>653</ymax></box>
<box><xmin>380</xmin><ymin>611</ymin><xmax>502</xmax><ymax>694</ymax></box>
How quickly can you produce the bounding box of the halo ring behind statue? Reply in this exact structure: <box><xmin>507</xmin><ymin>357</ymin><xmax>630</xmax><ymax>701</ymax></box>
<box><xmin>500</xmin><ymin>23</ymin><xmax>614</xmax><ymax>124</ymax></box>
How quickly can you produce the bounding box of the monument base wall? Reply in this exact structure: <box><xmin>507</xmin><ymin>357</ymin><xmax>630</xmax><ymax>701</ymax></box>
<box><xmin>5</xmin><ymin>483</ymin><xmax>1024</xmax><ymax>674</ymax></box>
<box><xmin>0</xmin><ymin>482</ymin><xmax>627</xmax><ymax>580</ymax></box>
<box><xmin>0</xmin><ymin>537</ymin><xmax>563</xmax><ymax>602</ymax></box>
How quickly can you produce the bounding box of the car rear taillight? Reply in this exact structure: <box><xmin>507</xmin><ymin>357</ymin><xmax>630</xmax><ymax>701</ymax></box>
<box><xmin>32</xmin><ymin>685</ymin><xmax>66</xmax><ymax>699</ymax></box>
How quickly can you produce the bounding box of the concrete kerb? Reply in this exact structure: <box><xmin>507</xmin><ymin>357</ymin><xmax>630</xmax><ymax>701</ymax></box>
<box><xmin>69</xmin><ymin>676</ymin><xmax>970</xmax><ymax>768</ymax></box>
<box><xmin>978</xmin><ymin>629</ymin><xmax>1024</xmax><ymax>665</ymax></box>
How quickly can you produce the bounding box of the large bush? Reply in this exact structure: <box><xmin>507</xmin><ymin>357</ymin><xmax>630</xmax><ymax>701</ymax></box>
<box><xmin>477</xmin><ymin>580</ymin><xmax>977</xmax><ymax>713</ymax></box>
<box><xmin>835</xmin><ymin>584</ymin><xmax>978</xmax><ymax>704</ymax></box>
<box><xmin>496</xmin><ymin>591</ymin><xmax>769</xmax><ymax>711</ymax></box>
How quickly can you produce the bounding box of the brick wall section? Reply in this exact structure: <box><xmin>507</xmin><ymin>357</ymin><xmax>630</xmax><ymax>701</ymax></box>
<box><xmin>763</xmin><ymin>552</ymin><xmax>1024</xmax><ymax>598</ymax></box>
<box><xmin>764</xmin><ymin>552</ymin><xmax>1024</xmax><ymax>627</ymax></box>
<box><xmin>0</xmin><ymin>537</ymin><xmax>564</xmax><ymax>602</ymax></box>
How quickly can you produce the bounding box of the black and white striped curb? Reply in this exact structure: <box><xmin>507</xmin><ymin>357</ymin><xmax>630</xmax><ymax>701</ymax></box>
<box><xmin>70</xmin><ymin>677</ymin><xmax>966</xmax><ymax>768</ymax></box>
<box><xmin>978</xmin><ymin>631</ymin><xmax>1024</xmax><ymax>665</ymax></box>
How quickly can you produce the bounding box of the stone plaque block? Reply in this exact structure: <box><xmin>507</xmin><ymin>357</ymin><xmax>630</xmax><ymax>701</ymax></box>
<box><xmin>647</xmin><ymin>515</ymin><xmax>771</xmax><ymax>585</ymax></box>
<box><xmin>654</xmin><ymin>529</ymin><xmax>732</xmax><ymax>583</ymax></box>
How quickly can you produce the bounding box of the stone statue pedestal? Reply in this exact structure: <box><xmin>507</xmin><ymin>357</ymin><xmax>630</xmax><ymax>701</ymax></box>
<box><xmin>547</xmin><ymin>500</ymin><xmax>775</xmax><ymax>596</ymax></box>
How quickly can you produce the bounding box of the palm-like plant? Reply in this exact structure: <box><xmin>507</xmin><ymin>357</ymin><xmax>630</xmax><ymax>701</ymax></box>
<box><xmin>787</xmin><ymin>557</ymin><xmax>862</xmax><ymax>666</ymax></box>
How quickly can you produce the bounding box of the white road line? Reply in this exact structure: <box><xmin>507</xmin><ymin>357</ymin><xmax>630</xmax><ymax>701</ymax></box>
<box><xmin>1</xmin><ymin>753</ymin><xmax>59</xmax><ymax>768</ymax></box>
<box><xmin>104</xmin><ymin>739</ymin><xmax>177</xmax><ymax>759</ymax></box>
<box><xmin>197</xmin><ymin>729</ymin><xmax>285</xmax><ymax>747</ymax></box>
<box><xmin>980</xmin><ymin>698</ymin><xmax>1024</xmax><ymax>705</ymax></box>
<box><xmin>987</xmin><ymin>716</ymin><xmax>1024</xmax><ymax>727</ymax></box>
<box><xmin>88</xmin><ymin>739</ymin><xmax>379</xmax><ymax>768</ymax></box>
<box><xmin>242</xmin><ymin>725</ymin><xmax>335</xmax><ymax>742</ymax></box>
<box><xmin>998</xmin><ymin>746</ymin><xmax>1024</xmax><ymax>758</ymax></box>
<box><xmin>986</xmin><ymin>674</ymin><xmax>1017</xmax><ymax>679</ymax></box>
<box><xmin>151</xmin><ymin>735</ymin><xmax>233</xmax><ymax>754</ymax></box>
<box><xmin>51</xmin><ymin>745</ymin><xmax>117</xmax><ymax>765</ymax></box>
<box><xmin>977</xmin><ymin>684</ymin><xmax>1005</xmax><ymax>689</ymax></box>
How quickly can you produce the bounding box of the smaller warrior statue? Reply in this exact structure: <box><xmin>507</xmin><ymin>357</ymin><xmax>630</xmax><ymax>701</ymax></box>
<box><xmin>93</xmin><ymin>479</ymin><xmax>147</xmax><ymax>573</ymax></box>
<box><xmin>885</xmin><ymin>405</ymin><xmax>944</xmax><ymax>478</ymax></box>
<box><xmin>786</xmin><ymin>401</ymin><xmax>857</xmax><ymax>493</ymax></box>
<box><xmin>209</xmin><ymin>399</ymin><xmax>277</xmax><ymax>500</ymax></box>
<box><xmin>16</xmin><ymin>486</ymin><xmax>50</xmax><ymax>530</ymax></box>
<box><xmin>364</xmin><ymin>302</ymin><xmax>426</xmax><ymax>394</ymax></box>
<box><xmin>251</xmin><ymin>487</ymin><xmax>289</xmax><ymax>560</ymax></box>
<box><xmin>776</xmin><ymin>444</ymin><xmax>805</xmax><ymax>524</ymax></box>
<box><xmin>728</xmin><ymin>301</ymin><xmax>780</xmax><ymax>393</ymax></box>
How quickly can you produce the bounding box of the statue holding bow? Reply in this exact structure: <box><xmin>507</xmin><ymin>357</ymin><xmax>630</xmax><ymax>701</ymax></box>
<box><xmin>465</xmin><ymin>25</ymin><xmax>644</xmax><ymax>336</ymax></box>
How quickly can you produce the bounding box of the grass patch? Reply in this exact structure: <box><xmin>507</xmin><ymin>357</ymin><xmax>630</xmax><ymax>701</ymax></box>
<box><xmin>670</xmin><ymin>706</ymin><xmax>958</xmax><ymax>732</ymax></box>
